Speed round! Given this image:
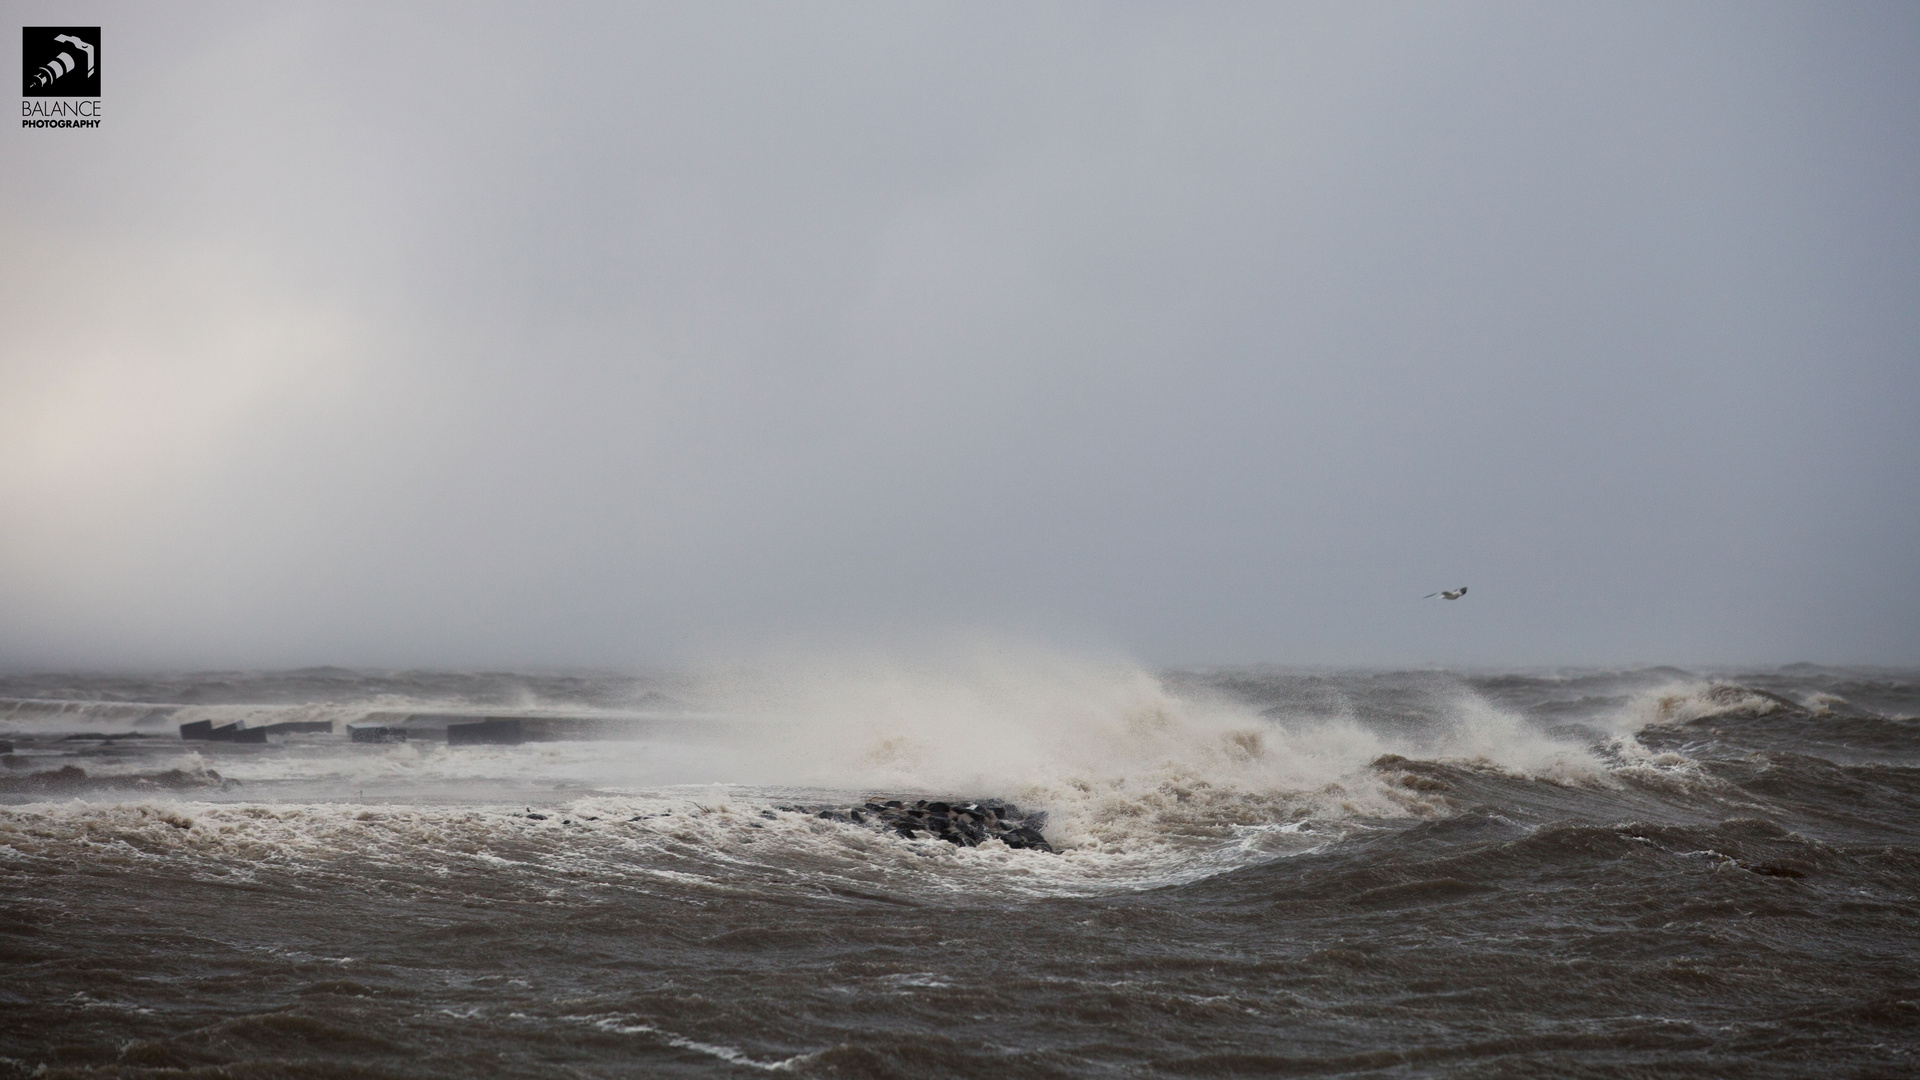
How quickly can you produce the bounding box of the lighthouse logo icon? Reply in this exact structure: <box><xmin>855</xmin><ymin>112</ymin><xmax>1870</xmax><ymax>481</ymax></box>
<box><xmin>23</xmin><ymin>27</ymin><xmax>100</xmax><ymax>97</ymax></box>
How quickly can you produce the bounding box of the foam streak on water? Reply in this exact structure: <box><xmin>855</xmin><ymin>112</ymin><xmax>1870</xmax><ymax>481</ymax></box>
<box><xmin>2</xmin><ymin>659</ymin><xmax>1917</xmax><ymax>1077</ymax></box>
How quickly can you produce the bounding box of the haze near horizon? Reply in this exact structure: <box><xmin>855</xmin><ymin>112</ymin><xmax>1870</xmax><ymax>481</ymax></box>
<box><xmin>2</xmin><ymin>1</ymin><xmax>1916</xmax><ymax>670</ymax></box>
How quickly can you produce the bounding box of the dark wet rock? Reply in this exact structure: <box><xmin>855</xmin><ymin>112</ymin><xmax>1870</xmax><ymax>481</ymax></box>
<box><xmin>1000</xmin><ymin>826</ymin><xmax>1052</xmax><ymax>851</ymax></box>
<box><xmin>783</xmin><ymin>796</ymin><xmax>1055</xmax><ymax>853</ymax></box>
<box><xmin>0</xmin><ymin>740</ymin><xmax>11</xmax><ymax>755</ymax></box>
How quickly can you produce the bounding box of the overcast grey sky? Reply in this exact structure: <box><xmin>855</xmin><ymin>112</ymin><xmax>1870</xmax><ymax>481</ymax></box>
<box><xmin>2</xmin><ymin>1</ymin><xmax>1915</xmax><ymax>669</ymax></box>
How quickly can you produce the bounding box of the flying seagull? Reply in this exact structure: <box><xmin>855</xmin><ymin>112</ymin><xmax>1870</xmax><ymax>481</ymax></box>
<box><xmin>1424</xmin><ymin>587</ymin><xmax>1468</xmax><ymax>600</ymax></box>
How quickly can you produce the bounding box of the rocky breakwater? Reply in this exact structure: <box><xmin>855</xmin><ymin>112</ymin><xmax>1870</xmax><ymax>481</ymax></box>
<box><xmin>787</xmin><ymin>798</ymin><xmax>1055</xmax><ymax>852</ymax></box>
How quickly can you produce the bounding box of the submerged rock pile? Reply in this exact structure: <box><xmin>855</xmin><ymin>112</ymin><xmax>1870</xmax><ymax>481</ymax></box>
<box><xmin>784</xmin><ymin>798</ymin><xmax>1055</xmax><ymax>852</ymax></box>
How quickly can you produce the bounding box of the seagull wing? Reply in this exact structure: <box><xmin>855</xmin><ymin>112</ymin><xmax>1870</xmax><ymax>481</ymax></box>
<box><xmin>1423</xmin><ymin>592</ymin><xmax>1439</xmax><ymax>599</ymax></box>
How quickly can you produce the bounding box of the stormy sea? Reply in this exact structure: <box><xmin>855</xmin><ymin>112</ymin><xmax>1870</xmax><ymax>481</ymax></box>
<box><xmin>2</xmin><ymin>661</ymin><xmax>1915</xmax><ymax>1078</ymax></box>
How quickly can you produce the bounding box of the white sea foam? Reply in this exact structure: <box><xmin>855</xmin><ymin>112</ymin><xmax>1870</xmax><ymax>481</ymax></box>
<box><xmin>0</xmin><ymin>646</ymin><xmax>1626</xmax><ymax>892</ymax></box>
<box><xmin>1606</xmin><ymin>681</ymin><xmax>1790</xmax><ymax>739</ymax></box>
<box><xmin>558</xmin><ymin>644</ymin><xmax>1608</xmax><ymax>881</ymax></box>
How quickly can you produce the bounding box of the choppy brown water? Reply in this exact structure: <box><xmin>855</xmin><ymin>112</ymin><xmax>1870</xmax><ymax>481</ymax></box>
<box><xmin>2</xmin><ymin>664</ymin><xmax>1917</xmax><ymax>1078</ymax></box>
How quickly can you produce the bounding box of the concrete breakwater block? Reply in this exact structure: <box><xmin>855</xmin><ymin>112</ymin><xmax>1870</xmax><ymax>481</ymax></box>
<box><xmin>348</xmin><ymin>724</ymin><xmax>408</xmax><ymax>743</ymax></box>
<box><xmin>357</xmin><ymin>711</ymin><xmax>709</xmax><ymax>743</ymax></box>
<box><xmin>262</xmin><ymin>720</ymin><xmax>333</xmax><ymax>735</ymax></box>
<box><xmin>784</xmin><ymin>798</ymin><xmax>1055</xmax><ymax>852</ymax></box>
<box><xmin>183</xmin><ymin>719</ymin><xmax>327</xmax><ymax>741</ymax></box>
<box><xmin>447</xmin><ymin>718</ymin><xmax>523</xmax><ymax>746</ymax></box>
